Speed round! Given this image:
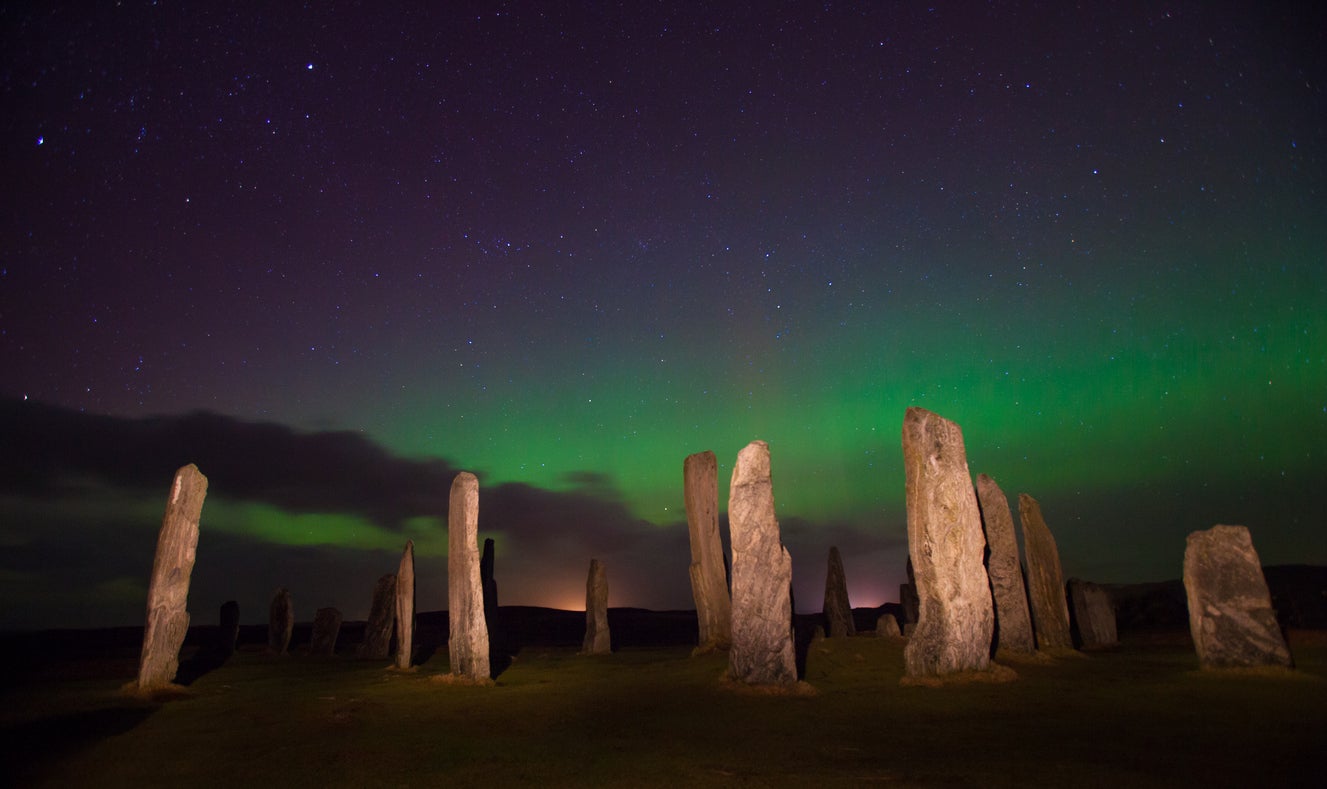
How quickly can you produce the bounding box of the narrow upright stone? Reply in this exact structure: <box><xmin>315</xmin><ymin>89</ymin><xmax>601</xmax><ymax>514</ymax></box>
<box><xmin>394</xmin><ymin>541</ymin><xmax>415</xmax><ymax>670</ymax></box>
<box><xmin>822</xmin><ymin>546</ymin><xmax>856</xmax><ymax>637</ymax></box>
<box><xmin>358</xmin><ymin>573</ymin><xmax>396</xmax><ymax>659</ymax></box>
<box><xmin>1183</xmin><ymin>525</ymin><xmax>1292</xmax><ymax>669</ymax></box>
<box><xmin>1067</xmin><ymin>579</ymin><xmax>1118</xmax><ymax>649</ymax></box>
<box><xmin>976</xmin><ymin>474</ymin><xmax>1036</xmax><ymax>655</ymax></box>
<box><xmin>727</xmin><ymin>441</ymin><xmax>797</xmax><ymax>686</ymax></box>
<box><xmin>217</xmin><ymin>600</ymin><xmax>240</xmax><ymax>659</ymax></box>
<box><xmin>900</xmin><ymin>407</ymin><xmax>994</xmax><ymax>678</ymax></box>
<box><xmin>136</xmin><ymin>464</ymin><xmax>208</xmax><ymax>689</ymax></box>
<box><xmin>1019</xmin><ymin>493</ymin><xmax>1074</xmax><ymax>653</ymax></box>
<box><xmin>684</xmin><ymin>450</ymin><xmax>732</xmax><ymax>651</ymax></box>
<box><xmin>448</xmin><ymin>472</ymin><xmax>491</xmax><ymax>680</ymax></box>
<box><xmin>268</xmin><ymin>587</ymin><xmax>294</xmax><ymax>655</ymax></box>
<box><xmin>581</xmin><ymin>558</ymin><xmax>612</xmax><ymax>655</ymax></box>
<box><xmin>310</xmin><ymin>607</ymin><xmax>343</xmax><ymax>656</ymax></box>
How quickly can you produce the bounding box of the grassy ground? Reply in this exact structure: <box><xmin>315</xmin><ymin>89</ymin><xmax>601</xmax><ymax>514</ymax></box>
<box><xmin>4</xmin><ymin>630</ymin><xmax>1325</xmax><ymax>787</ymax></box>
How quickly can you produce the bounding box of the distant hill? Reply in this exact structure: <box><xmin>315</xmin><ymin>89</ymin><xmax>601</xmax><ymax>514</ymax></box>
<box><xmin>1108</xmin><ymin>564</ymin><xmax>1327</xmax><ymax>631</ymax></box>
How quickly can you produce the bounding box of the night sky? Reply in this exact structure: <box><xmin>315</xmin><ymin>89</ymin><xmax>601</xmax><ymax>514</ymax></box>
<box><xmin>2</xmin><ymin>2</ymin><xmax>1324</xmax><ymax>630</ymax></box>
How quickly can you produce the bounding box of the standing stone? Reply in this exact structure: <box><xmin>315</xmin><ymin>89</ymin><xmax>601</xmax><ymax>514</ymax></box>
<box><xmin>1067</xmin><ymin>579</ymin><xmax>1118</xmax><ymax>649</ymax></box>
<box><xmin>268</xmin><ymin>587</ymin><xmax>294</xmax><ymax>655</ymax></box>
<box><xmin>685</xmin><ymin>450</ymin><xmax>732</xmax><ymax>651</ymax></box>
<box><xmin>394</xmin><ymin>541</ymin><xmax>415</xmax><ymax>670</ymax></box>
<box><xmin>727</xmin><ymin>441</ymin><xmax>797</xmax><ymax>686</ymax></box>
<box><xmin>976</xmin><ymin>474</ymin><xmax>1036</xmax><ymax>655</ymax></box>
<box><xmin>822</xmin><ymin>546</ymin><xmax>856</xmax><ymax>637</ymax></box>
<box><xmin>448</xmin><ymin>472</ymin><xmax>491</xmax><ymax>680</ymax></box>
<box><xmin>581</xmin><ymin>558</ymin><xmax>612</xmax><ymax>655</ymax></box>
<box><xmin>900</xmin><ymin>558</ymin><xmax>920</xmax><ymax>632</ymax></box>
<box><xmin>900</xmin><ymin>407</ymin><xmax>994</xmax><ymax>678</ymax></box>
<box><xmin>310</xmin><ymin>607</ymin><xmax>343</xmax><ymax>656</ymax></box>
<box><xmin>136</xmin><ymin>464</ymin><xmax>208</xmax><ymax>689</ymax></box>
<box><xmin>1183</xmin><ymin>525</ymin><xmax>1292</xmax><ymax>669</ymax></box>
<box><xmin>1019</xmin><ymin>494</ymin><xmax>1074</xmax><ymax>653</ymax></box>
<box><xmin>217</xmin><ymin>600</ymin><xmax>240</xmax><ymax>658</ymax></box>
<box><xmin>358</xmin><ymin>573</ymin><xmax>397</xmax><ymax>659</ymax></box>
<box><xmin>876</xmin><ymin>613</ymin><xmax>902</xmax><ymax>638</ymax></box>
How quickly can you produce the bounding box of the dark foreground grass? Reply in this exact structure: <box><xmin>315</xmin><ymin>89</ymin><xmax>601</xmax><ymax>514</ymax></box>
<box><xmin>4</xmin><ymin>631</ymin><xmax>1325</xmax><ymax>788</ymax></box>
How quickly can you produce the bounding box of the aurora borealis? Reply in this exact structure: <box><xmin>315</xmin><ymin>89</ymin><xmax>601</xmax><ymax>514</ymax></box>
<box><xmin>2</xmin><ymin>2</ymin><xmax>1324</xmax><ymax>630</ymax></box>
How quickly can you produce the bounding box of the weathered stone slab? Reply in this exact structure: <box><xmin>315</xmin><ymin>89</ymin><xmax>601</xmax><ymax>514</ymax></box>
<box><xmin>217</xmin><ymin>600</ymin><xmax>240</xmax><ymax>658</ymax></box>
<box><xmin>823</xmin><ymin>546</ymin><xmax>856</xmax><ymax>637</ymax></box>
<box><xmin>448</xmin><ymin>472</ymin><xmax>490</xmax><ymax>680</ymax></box>
<box><xmin>1183</xmin><ymin>525</ymin><xmax>1292</xmax><ymax>669</ymax></box>
<box><xmin>976</xmin><ymin>474</ymin><xmax>1036</xmax><ymax>655</ymax></box>
<box><xmin>136</xmin><ymin>464</ymin><xmax>208</xmax><ymax>689</ymax></box>
<box><xmin>268</xmin><ymin>587</ymin><xmax>293</xmax><ymax>655</ymax></box>
<box><xmin>358</xmin><ymin>573</ymin><xmax>396</xmax><ymax>659</ymax></box>
<box><xmin>394</xmin><ymin>541</ymin><xmax>415</xmax><ymax>670</ymax></box>
<box><xmin>685</xmin><ymin>450</ymin><xmax>732</xmax><ymax>652</ymax></box>
<box><xmin>727</xmin><ymin>440</ymin><xmax>797</xmax><ymax>686</ymax></box>
<box><xmin>876</xmin><ymin>613</ymin><xmax>902</xmax><ymax>638</ymax></box>
<box><xmin>900</xmin><ymin>407</ymin><xmax>994</xmax><ymax>679</ymax></box>
<box><xmin>581</xmin><ymin>558</ymin><xmax>612</xmax><ymax>655</ymax></box>
<box><xmin>1019</xmin><ymin>493</ymin><xmax>1074</xmax><ymax>653</ymax></box>
<box><xmin>1067</xmin><ymin>579</ymin><xmax>1118</xmax><ymax>649</ymax></box>
<box><xmin>310</xmin><ymin>607</ymin><xmax>343</xmax><ymax>656</ymax></box>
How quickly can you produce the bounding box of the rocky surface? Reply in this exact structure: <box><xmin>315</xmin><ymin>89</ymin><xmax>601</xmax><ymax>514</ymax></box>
<box><xmin>685</xmin><ymin>450</ymin><xmax>732</xmax><ymax>651</ymax></box>
<box><xmin>136</xmin><ymin>464</ymin><xmax>208</xmax><ymax>689</ymax></box>
<box><xmin>448</xmin><ymin>472</ymin><xmax>491</xmax><ymax>680</ymax></box>
<box><xmin>1019</xmin><ymin>493</ymin><xmax>1074</xmax><ymax>653</ymax></box>
<box><xmin>1184</xmin><ymin>524</ymin><xmax>1292</xmax><ymax>669</ymax></box>
<box><xmin>823</xmin><ymin>546</ymin><xmax>856</xmax><ymax>637</ymax></box>
<box><xmin>310</xmin><ymin>607</ymin><xmax>343</xmax><ymax>656</ymax></box>
<box><xmin>1067</xmin><ymin>579</ymin><xmax>1118</xmax><ymax>649</ymax></box>
<box><xmin>395</xmin><ymin>541</ymin><xmax>415</xmax><ymax>669</ymax></box>
<box><xmin>581</xmin><ymin>558</ymin><xmax>611</xmax><ymax>654</ymax></box>
<box><xmin>976</xmin><ymin>473</ymin><xmax>1036</xmax><ymax>655</ymax></box>
<box><xmin>358</xmin><ymin>573</ymin><xmax>397</xmax><ymax>659</ymax></box>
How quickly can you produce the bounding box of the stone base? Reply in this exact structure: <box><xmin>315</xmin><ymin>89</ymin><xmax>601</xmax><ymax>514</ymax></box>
<box><xmin>719</xmin><ymin>675</ymin><xmax>818</xmax><ymax>696</ymax></box>
<box><xmin>691</xmin><ymin>640</ymin><xmax>731</xmax><ymax>657</ymax></box>
<box><xmin>899</xmin><ymin>664</ymin><xmax>1018</xmax><ymax>688</ymax></box>
<box><xmin>993</xmin><ymin>648</ymin><xmax>1054</xmax><ymax>665</ymax></box>
<box><xmin>120</xmin><ymin>680</ymin><xmax>195</xmax><ymax>701</ymax></box>
<box><xmin>430</xmin><ymin>673</ymin><xmax>496</xmax><ymax>687</ymax></box>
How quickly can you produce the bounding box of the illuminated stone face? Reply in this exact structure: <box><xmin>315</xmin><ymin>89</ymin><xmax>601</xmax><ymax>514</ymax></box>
<box><xmin>1020</xmin><ymin>493</ymin><xmax>1074</xmax><ymax>654</ymax></box>
<box><xmin>137</xmin><ymin>463</ymin><xmax>207</xmax><ymax>690</ymax></box>
<box><xmin>1183</xmin><ymin>525</ymin><xmax>1292</xmax><ymax>670</ymax></box>
<box><xmin>394</xmin><ymin>542</ymin><xmax>415</xmax><ymax>670</ymax></box>
<box><xmin>685</xmin><ymin>450</ymin><xmax>731</xmax><ymax>651</ymax></box>
<box><xmin>581</xmin><ymin>558</ymin><xmax>611</xmax><ymax>655</ymax></box>
<box><xmin>976</xmin><ymin>473</ymin><xmax>1036</xmax><ymax>655</ymax></box>
<box><xmin>448</xmin><ymin>472</ymin><xmax>490</xmax><ymax>680</ymax></box>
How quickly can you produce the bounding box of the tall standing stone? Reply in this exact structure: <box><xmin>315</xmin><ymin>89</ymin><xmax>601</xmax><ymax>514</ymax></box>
<box><xmin>727</xmin><ymin>441</ymin><xmax>797</xmax><ymax>686</ymax></box>
<box><xmin>1067</xmin><ymin>579</ymin><xmax>1118</xmax><ymax>649</ymax></box>
<box><xmin>1019</xmin><ymin>493</ymin><xmax>1074</xmax><ymax>653</ymax></box>
<box><xmin>136</xmin><ymin>464</ymin><xmax>208</xmax><ymax>689</ymax></box>
<box><xmin>358</xmin><ymin>573</ymin><xmax>397</xmax><ymax>659</ymax></box>
<box><xmin>268</xmin><ymin>587</ymin><xmax>294</xmax><ymax>655</ymax></box>
<box><xmin>1183</xmin><ymin>525</ymin><xmax>1292</xmax><ymax>669</ymax></box>
<box><xmin>976</xmin><ymin>474</ymin><xmax>1036</xmax><ymax>655</ymax></box>
<box><xmin>685</xmin><ymin>450</ymin><xmax>732</xmax><ymax>652</ymax></box>
<box><xmin>217</xmin><ymin>600</ymin><xmax>240</xmax><ymax>659</ymax></box>
<box><xmin>394</xmin><ymin>541</ymin><xmax>415</xmax><ymax>670</ymax></box>
<box><xmin>310</xmin><ymin>607</ymin><xmax>343</xmax><ymax>656</ymax></box>
<box><xmin>448</xmin><ymin>472</ymin><xmax>490</xmax><ymax>680</ymax></box>
<box><xmin>581</xmin><ymin>558</ymin><xmax>612</xmax><ymax>655</ymax></box>
<box><xmin>900</xmin><ymin>408</ymin><xmax>994</xmax><ymax>678</ymax></box>
<box><xmin>822</xmin><ymin>546</ymin><xmax>856</xmax><ymax>637</ymax></box>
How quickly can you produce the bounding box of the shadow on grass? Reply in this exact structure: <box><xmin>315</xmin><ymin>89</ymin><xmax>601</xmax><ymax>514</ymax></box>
<box><xmin>1</xmin><ymin>704</ymin><xmax>156</xmax><ymax>784</ymax></box>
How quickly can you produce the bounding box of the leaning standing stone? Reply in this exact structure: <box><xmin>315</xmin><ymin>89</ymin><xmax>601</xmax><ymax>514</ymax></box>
<box><xmin>581</xmin><ymin>558</ymin><xmax>612</xmax><ymax>655</ymax></box>
<box><xmin>394</xmin><ymin>541</ymin><xmax>415</xmax><ymax>670</ymax></box>
<box><xmin>358</xmin><ymin>573</ymin><xmax>397</xmax><ymax>659</ymax></box>
<box><xmin>310</xmin><ymin>607</ymin><xmax>343</xmax><ymax>656</ymax></box>
<box><xmin>976</xmin><ymin>474</ymin><xmax>1036</xmax><ymax>655</ymax></box>
<box><xmin>448</xmin><ymin>472</ymin><xmax>491</xmax><ymax>680</ymax></box>
<box><xmin>727</xmin><ymin>441</ymin><xmax>797</xmax><ymax>686</ymax></box>
<box><xmin>268</xmin><ymin>587</ymin><xmax>294</xmax><ymax>655</ymax></box>
<box><xmin>900</xmin><ymin>408</ymin><xmax>994</xmax><ymax>679</ymax></box>
<box><xmin>822</xmin><ymin>546</ymin><xmax>856</xmax><ymax>637</ymax></box>
<box><xmin>1183</xmin><ymin>525</ymin><xmax>1292</xmax><ymax>669</ymax></box>
<box><xmin>1067</xmin><ymin>579</ymin><xmax>1118</xmax><ymax>649</ymax></box>
<box><xmin>1019</xmin><ymin>494</ymin><xmax>1074</xmax><ymax>653</ymax></box>
<box><xmin>685</xmin><ymin>450</ymin><xmax>732</xmax><ymax>652</ymax></box>
<box><xmin>136</xmin><ymin>464</ymin><xmax>208</xmax><ymax>690</ymax></box>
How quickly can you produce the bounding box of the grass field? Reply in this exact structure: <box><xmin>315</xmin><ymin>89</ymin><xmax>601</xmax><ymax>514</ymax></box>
<box><xmin>3</xmin><ymin>629</ymin><xmax>1325</xmax><ymax>787</ymax></box>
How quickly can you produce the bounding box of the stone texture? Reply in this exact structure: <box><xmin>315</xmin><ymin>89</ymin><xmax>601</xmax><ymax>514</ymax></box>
<box><xmin>217</xmin><ymin>600</ymin><xmax>240</xmax><ymax>658</ymax></box>
<box><xmin>1068</xmin><ymin>579</ymin><xmax>1118</xmax><ymax>649</ymax></box>
<box><xmin>876</xmin><ymin>613</ymin><xmax>902</xmax><ymax>638</ymax></box>
<box><xmin>976</xmin><ymin>474</ymin><xmax>1036</xmax><ymax>654</ymax></box>
<box><xmin>310</xmin><ymin>607</ymin><xmax>343</xmax><ymax>656</ymax></box>
<box><xmin>268</xmin><ymin>587</ymin><xmax>293</xmax><ymax>655</ymax></box>
<box><xmin>136</xmin><ymin>464</ymin><xmax>208</xmax><ymax>689</ymax></box>
<box><xmin>448</xmin><ymin>472</ymin><xmax>491</xmax><ymax>680</ymax></box>
<box><xmin>1019</xmin><ymin>493</ymin><xmax>1074</xmax><ymax>652</ymax></box>
<box><xmin>358</xmin><ymin>573</ymin><xmax>396</xmax><ymax>659</ymax></box>
<box><xmin>727</xmin><ymin>440</ymin><xmax>797</xmax><ymax>686</ymax></box>
<box><xmin>822</xmin><ymin>546</ymin><xmax>856</xmax><ymax>637</ymax></box>
<box><xmin>581</xmin><ymin>558</ymin><xmax>612</xmax><ymax>654</ymax></box>
<box><xmin>1183</xmin><ymin>525</ymin><xmax>1292</xmax><ymax>669</ymax></box>
<box><xmin>394</xmin><ymin>541</ymin><xmax>415</xmax><ymax>669</ymax></box>
<box><xmin>684</xmin><ymin>450</ymin><xmax>732</xmax><ymax>651</ymax></box>
<box><xmin>900</xmin><ymin>407</ymin><xmax>994</xmax><ymax>678</ymax></box>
